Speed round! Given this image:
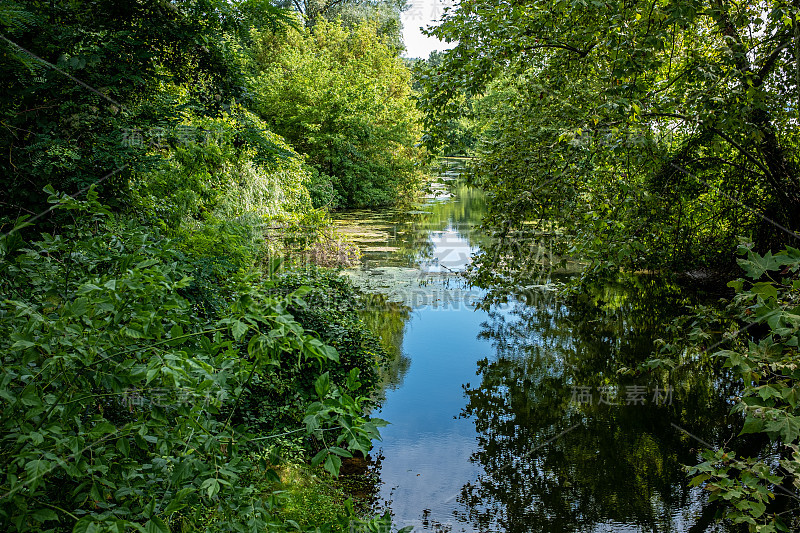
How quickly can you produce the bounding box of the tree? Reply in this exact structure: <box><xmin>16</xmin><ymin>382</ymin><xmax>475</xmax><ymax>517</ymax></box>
<box><xmin>420</xmin><ymin>0</ymin><xmax>800</xmax><ymax>293</ymax></box>
<box><xmin>281</xmin><ymin>0</ymin><xmax>407</xmax><ymax>42</ymax></box>
<box><xmin>0</xmin><ymin>0</ymin><xmax>291</xmax><ymax>221</ymax></box>
<box><xmin>325</xmin><ymin>0</ymin><xmax>408</xmax><ymax>51</ymax></box>
<box><xmin>411</xmin><ymin>51</ymin><xmax>478</xmax><ymax>155</ymax></box>
<box><xmin>249</xmin><ymin>19</ymin><xmax>425</xmax><ymax>208</ymax></box>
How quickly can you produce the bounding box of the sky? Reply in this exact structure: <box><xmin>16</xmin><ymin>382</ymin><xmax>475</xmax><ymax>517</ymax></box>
<box><xmin>401</xmin><ymin>0</ymin><xmax>457</xmax><ymax>59</ymax></box>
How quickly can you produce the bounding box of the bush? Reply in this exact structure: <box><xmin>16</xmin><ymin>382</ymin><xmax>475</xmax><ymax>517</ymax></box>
<box><xmin>0</xmin><ymin>189</ymin><xmax>383</xmax><ymax>532</ymax></box>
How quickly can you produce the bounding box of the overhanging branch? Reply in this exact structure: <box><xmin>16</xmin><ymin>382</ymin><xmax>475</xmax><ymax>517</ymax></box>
<box><xmin>643</xmin><ymin>112</ymin><xmax>773</xmax><ymax>179</ymax></box>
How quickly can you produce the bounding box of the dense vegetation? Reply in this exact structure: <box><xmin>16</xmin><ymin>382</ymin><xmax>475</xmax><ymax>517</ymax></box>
<box><xmin>421</xmin><ymin>0</ymin><xmax>799</xmax><ymax>285</ymax></box>
<box><xmin>0</xmin><ymin>0</ymin><xmax>423</xmax><ymax>219</ymax></box>
<box><xmin>418</xmin><ymin>0</ymin><xmax>800</xmax><ymax>530</ymax></box>
<box><xmin>5</xmin><ymin>0</ymin><xmax>800</xmax><ymax>530</ymax></box>
<box><xmin>672</xmin><ymin>246</ymin><xmax>800</xmax><ymax>532</ymax></box>
<box><xmin>249</xmin><ymin>19</ymin><xmax>425</xmax><ymax>208</ymax></box>
<box><xmin>0</xmin><ymin>192</ymin><xmax>389</xmax><ymax>532</ymax></box>
<box><xmin>0</xmin><ymin>0</ymin><xmax>424</xmax><ymax>531</ymax></box>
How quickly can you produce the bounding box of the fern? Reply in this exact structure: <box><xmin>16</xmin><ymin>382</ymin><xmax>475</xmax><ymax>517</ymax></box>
<box><xmin>0</xmin><ymin>2</ymin><xmax>38</xmax><ymax>33</ymax></box>
<box><xmin>0</xmin><ymin>3</ymin><xmax>41</xmax><ymax>73</ymax></box>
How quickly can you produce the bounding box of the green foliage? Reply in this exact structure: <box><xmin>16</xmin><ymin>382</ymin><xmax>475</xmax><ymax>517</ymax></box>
<box><xmin>274</xmin><ymin>271</ymin><xmax>389</xmax><ymax>475</ymax></box>
<box><xmin>0</xmin><ymin>0</ymin><xmax>429</xmax><ymax>529</ymax></box>
<box><xmin>249</xmin><ymin>19</ymin><xmax>426</xmax><ymax>208</ymax></box>
<box><xmin>131</xmin><ymin>106</ymin><xmax>305</xmax><ymax>221</ymax></box>
<box><xmin>282</xmin><ymin>0</ymin><xmax>407</xmax><ymax>48</ymax></box>
<box><xmin>273</xmin><ymin>465</ymin><xmax>350</xmax><ymax>530</ymax></box>
<box><xmin>651</xmin><ymin>245</ymin><xmax>800</xmax><ymax>531</ymax></box>
<box><xmin>0</xmin><ymin>190</ymin><xmax>386</xmax><ymax>532</ymax></box>
<box><xmin>419</xmin><ymin>0</ymin><xmax>800</xmax><ymax>290</ymax></box>
<box><xmin>323</xmin><ymin>0</ymin><xmax>408</xmax><ymax>53</ymax></box>
<box><xmin>0</xmin><ymin>0</ymin><xmax>294</xmax><ymax>218</ymax></box>
<box><xmin>411</xmin><ymin>51</ymin><xmax>477</xmax><ymax>155</ymax></box>
<box><xmin>128</xmin><ymin>102</ymin><xmax>322</xmax><ymax>268</ymax></box>
<box><xmin>234</xmin><ymin>268</ymin><xmax>389</xmax><ymax>457</ymax></box>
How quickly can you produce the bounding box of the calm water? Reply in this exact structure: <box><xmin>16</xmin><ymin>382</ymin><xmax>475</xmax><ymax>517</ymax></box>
<box><xmin>335</xmin><ymin>162</ymin><xmax>736</xmax><ymax>532</ymax></box>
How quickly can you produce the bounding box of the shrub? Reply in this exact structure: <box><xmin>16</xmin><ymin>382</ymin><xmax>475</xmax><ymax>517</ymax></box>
<box><xmin>0</xmin><ymin>189</ymin><xmax>382</xmax><ymax>532</ymax></box>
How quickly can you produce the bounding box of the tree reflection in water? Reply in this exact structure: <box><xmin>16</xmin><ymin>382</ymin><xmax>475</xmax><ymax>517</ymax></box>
<box><xmin>457</xmin><ymin>276</ymin><xmax>739</xmax><ymax>533</ymax></box>
<box><xmin>359</xmin><ymin>292</ymin><xmax>412</xmax><ymax>395</ymax></box>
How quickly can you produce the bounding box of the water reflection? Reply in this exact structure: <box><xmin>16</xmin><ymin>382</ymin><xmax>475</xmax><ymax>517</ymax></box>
<box><xmin>336</xmin><ymin>165</ymin><xmax>745</xmax><ymax>532</ymax></box>
<box><xmin>334</xmin><ymin>178</ymin><xmax>488</xmax><ymax>271</ymax></box>
<box><xmin>457</xmin><ymin>278</ymin><xmax>735</xmax><ymax>532</ymax></box>
<box><xmin>421</xmin><ymin>228</ymin><xmax>478</xmax><ymax>273</ymax></box>
<box><xmin>360</xmin><ymin>293</ymin><xmax>412</xmax><ymax>393</ymax></box>
<box><xmin>337</xmin><ymin>164</ymin><xmax>488</xmax><ymax>307</ymax></box>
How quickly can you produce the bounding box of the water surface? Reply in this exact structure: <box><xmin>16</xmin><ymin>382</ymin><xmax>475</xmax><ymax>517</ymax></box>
<box><xmin>335</xmin><ymin>162</ymin><xmax>735</xmax><ymax>532</ymax></box>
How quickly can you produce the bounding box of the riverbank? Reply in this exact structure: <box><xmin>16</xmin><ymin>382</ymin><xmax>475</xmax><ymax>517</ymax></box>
<box><xmin>0</xmin><ymin>191</ymin><xmax>403</xmax><ymax>533</ymax></box>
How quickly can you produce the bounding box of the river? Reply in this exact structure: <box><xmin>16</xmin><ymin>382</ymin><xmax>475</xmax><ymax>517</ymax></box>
<box><xmin>333</xmin><ymin>160</ymin><xmax>735</xmax><ymax>533</ymax></box>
